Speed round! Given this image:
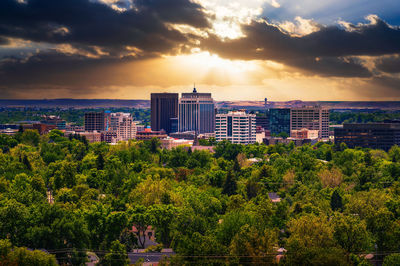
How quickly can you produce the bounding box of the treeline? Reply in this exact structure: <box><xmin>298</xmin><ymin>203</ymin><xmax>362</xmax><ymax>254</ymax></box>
<box><xmin>330</xmin><ymin>111</ymin><xmax>400</xmax><ymax>124</ymax></box>
<box><xmin>0</xmin><ymin>129</ymin><xmax>400</xmax><ymax>265</ymax></box>
<box><xmin>0</xmin><ymin>107</ymin><xmax>151</xmax><ymax>125</ymax></box>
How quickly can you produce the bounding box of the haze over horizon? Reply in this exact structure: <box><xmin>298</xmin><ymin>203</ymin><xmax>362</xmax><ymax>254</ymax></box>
<box><xmin>1</xmin><ymin>0</ymin><xmax>400</xmax><ymax>101</ymax></box>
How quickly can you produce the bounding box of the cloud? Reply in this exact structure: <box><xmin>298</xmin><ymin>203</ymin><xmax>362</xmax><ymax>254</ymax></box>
<box><xmin>0</xmin><ymin>0</ymin><xmax>210</xmax><ymax>57</ymax></box>
<box><xmin>375</xmin><ymin>55</ymin><xmax>400</xmax><ymax>73</ymax></box>
<box><xmin>0</xmin><ymin>1</ymin><xmax>400</xmax><ymax>100</ymax></box>
<box><xmin>201</xmin><ymin>16</ymin><xmax>400</xmax><ymax>77</ymax></box>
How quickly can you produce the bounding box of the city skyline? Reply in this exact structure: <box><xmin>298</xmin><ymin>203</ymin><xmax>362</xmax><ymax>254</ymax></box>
<box><xmin>0</xmin><ymin>0</ymin><xmax>399</xmax><ymax>101</ymax></box>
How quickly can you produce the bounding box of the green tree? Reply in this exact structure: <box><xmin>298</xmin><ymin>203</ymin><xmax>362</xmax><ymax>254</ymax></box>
<box><xmin>383</xmin><ymin>253</ymin><xmax>400</xmax><ymax>266</ymax></box>
<box><xmin>0</xmin><ymin>239</ymin><xmax>57</xmax><ymax>266</ymax></box>
<box><xmin>101</xmin><ymin>240</ymin><xmax>129</xmax><ymax>266</ymax></box>
<box><xmin>229</xmin><ymin>225</ymin><xmax>278</xmax><ymax>265</ymax></box>
<box><xmin>21</xmin><ymin>129</ymin><xmax>40</xmax><ymax>146</ymax></box>
<box><xmin>96</xmin><ymin>153</ymin><xmax>105</xmax><ymax>170</ymax></box>
<box><xmin>389</xmin><ymin>145</ymin><xmax>400</xmax><ymax>163</ymax></box>
<box><xmin>222</xmin><ymin>170</ymin><xmax>237</xmax><ymax>196</ymax></box>
<box><xmin>332</xmin><ymin>214</ymin><xmax>373</xmax><ymax>253</ymax></box>
<box><xmin>23</xmin><ymin>154</ymin><xmax>32</xmax><ymax>171</ymax></box>
<box><xmin>330</xmin><ymin>190</ymin><xmax>343</xmax><ymax>212</ymax></box>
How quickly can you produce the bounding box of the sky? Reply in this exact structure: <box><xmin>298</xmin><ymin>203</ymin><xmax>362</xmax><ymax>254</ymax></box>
<box><xmin>0</xmin><ymin>0</ymin><xmax>399</xmax><ymax>101</ymax></box>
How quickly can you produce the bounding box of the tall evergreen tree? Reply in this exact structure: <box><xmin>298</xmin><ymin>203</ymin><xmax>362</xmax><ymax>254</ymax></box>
<box><xmin>222</xmin><ymin>170</ymin><xmax>237</xmax><ymax>196</ymax></box>
<box><xmin>23</xmin><ymin>155</ymin><xmax>32</xmax><ymax>171</ymax></box>
<box><xmin>233</xmin><ymin>158</ymin><xmax>241</xmax><ymax>173</ymax></box>
<box><xmin>331</xmin><ymin>190</ymin><xmax>343</xmax><ymax>211</ymax></box>
<box><xmin>96</xmin><ymin>153</ymin><xmax>105</xmax><ymax>170</ymax></box>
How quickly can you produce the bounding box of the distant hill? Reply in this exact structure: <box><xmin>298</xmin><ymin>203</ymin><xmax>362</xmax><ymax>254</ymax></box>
<box><xmin>217</xmin><ymin>100</ymin><xmax>400</xmax><ymax>110</ymax></box>
<box><xmin>1</xmin><ymin>99</ymin><xmax>400</xmax><ymax>110</ymax></box>
<box><xmin>0</xmin><ymin>99</ymin><xmax>150</xmax><ymax>108</ymax></box>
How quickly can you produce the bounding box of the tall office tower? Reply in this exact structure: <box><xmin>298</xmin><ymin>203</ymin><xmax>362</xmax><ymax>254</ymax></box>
<box><xmin>290</xmin><ymin>107</ymin><xmax>329</xmax><ymax>139</ymax></box>
<box><xmin>215</xmin><ymin>111</ymin><xmax>256</xmax><ymax>144</ymax></box>
<box><xmin>269</xmin><ymin>108</ymin><xmax>291</xmax><ymax>136</ymax></box>
<box><xmin>178</xmin><ymin>87</ymin><xmax>215</xmax><ymax>134</ymax></box>
<box><xmin>151</xmin><ymin>93</ymin><xmax>178</xmax><ymax>133</ymax></box>
<box><xmin>109</xmin><ymin>112</ymin><xmax>137</xmax><ymax>141</ymax></box>
<box><xmin>84</xmin><ymin>112</ymin><xmax>105</xmax><ymax>131</ymax></box>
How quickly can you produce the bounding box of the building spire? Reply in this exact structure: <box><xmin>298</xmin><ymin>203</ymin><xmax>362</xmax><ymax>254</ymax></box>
<box><xmin>193</xmin><ymin>83</ymin><xmax>197</xmax><ymax>93</ymax></box>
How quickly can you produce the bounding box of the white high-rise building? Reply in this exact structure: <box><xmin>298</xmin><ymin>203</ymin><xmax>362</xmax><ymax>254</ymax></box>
<box><xmin>215</xmin><ymin>111</ymin><xmax>256</xmax><ymax>144</ymax></box>
<box><xmin>109</xmin><ymin>113</ymin><xmax>137</xmax><ymax>142</ymax></box>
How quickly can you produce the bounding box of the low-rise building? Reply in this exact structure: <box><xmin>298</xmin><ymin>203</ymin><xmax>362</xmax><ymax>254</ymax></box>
<box><xmin>160</xmin><ymin>137</ymin><xmax>193</xmax><ymax>149</ymax></box>
<box><xmin>41</xmin><ymin>115</ymin><xmax>66</xmax><ymax>130</ymax></box>
<box><xmin>77</xmin><ymin>131</ymin><xmax>102</xmax><ymax>143</ymax></box>
<box><xmin>263</xmin><ymin>137</ymin><xmax>314</xmax><ymax>146</ymax></box>
<box><xmin>291</xmin><ymin>128</ymin><xmax>319</xmax><ymax>139</ymax></box>
<box><xmin>334</xmin><ymin>123</ymin><xmax>400</xmax><ymax>151</ymax></box>
<box><xmin>136</xmin><ymin>128</ymin><xmax>167</xmax><ymax>141</ymax></box>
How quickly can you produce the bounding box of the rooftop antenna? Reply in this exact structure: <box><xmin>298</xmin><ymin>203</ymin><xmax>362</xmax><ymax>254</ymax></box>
<box><xmin>193</xmin><ymin>82</ymin><xmax>197</xmax><ymax>93</ymax></box>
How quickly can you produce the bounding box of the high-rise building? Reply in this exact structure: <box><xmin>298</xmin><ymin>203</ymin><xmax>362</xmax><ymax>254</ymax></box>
<box><xmin>109</xmin><ymin>112</ymin><xmax>137</xmax><ymax>142</ymax></box>
<box><xmin>178</xmin><ymin>87</ymin><xmax>215</xmax><ymax>134</ymax></box>
<box><xmin>151</xmin><ymin>93</ymin><xmax>178</xmax><ymax>133</ymax></box>
<box><xmin>334</xmin><ymin>123</ymin><xmax>400</xmax><ymax>151</ymax></box>
<box><xmin>215</xmin><ymin>111</ymin><xmax>256</xmax><ymax>144</ymax></box>
<box><xmin>84</xmin><ymin>112</ymin><xmax>105</xmax><ymax>131</ymax></box>
<box><xmin>269</xmin><ymin>108</ymin><xmax>291</xmax><ymax>136</ymax></box>
<box><xmin>290</xmin><ymin>107</ymin><xmax>329</xmax><ymax>139</ymax></box>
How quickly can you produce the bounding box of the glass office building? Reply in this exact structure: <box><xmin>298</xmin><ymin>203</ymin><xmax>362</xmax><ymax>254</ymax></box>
<box><xmin>178</xmin><ymin>88</ymin><xmax>215</xmax><ymax>134</ymax></box>
<box><xmin>269</xmin><ymin>108</ymin><xmax>291</xmax><ymax>136</ymax></box>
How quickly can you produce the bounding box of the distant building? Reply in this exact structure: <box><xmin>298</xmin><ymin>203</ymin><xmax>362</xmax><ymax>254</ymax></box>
<box><xmin>135</xmin><ymin>124</ymin><xmax>145</xmax><ymax>132</ymax></box>
<box><xmin>255</xmin><ymin>116</ymin><xmax>269</xmax><ymax>130</ymax></box>
<box><xmin>136</xmin><ymin>128</ymin><xmax>167</xmax><ymax>141</ymax></box>
<box><xmin>84</xmin><ymin>112</ymin><xmax>105</xmax><ymax>131</ymax></box>
<box><xmin>160</xmin><ymin>137</ymin><xmax>193</xmax><ymax>149</ymax></box>
<box><xmin>77</xmin><ymin>131</ymin><xmax>102</xmax><ymax>143</ymax></box>
<box><xmin>41</xmin><ymin>115</ymin><xmax>66</xmax><ymax>130</ymax></box>
<box><xmin>178</xmin><ymin>87</ymin><xmax>215</xmax><ymax>134</ymax></box>
<box><xmin>170</xmin><ymin>117</ymin><xmax>178</xmax><ymax>133</ymax></box>
<box><xmin>101</xmin><ymin>131</ymin><xmax>118</xmax><ymax>143</ymax></box>
<box><xmin>263</xmin><ymin>137</ymin><xmax>313</xmax><ymax>146</ymax></box>
<box><xmin>65</xmin><ymin>124</ymin><xmax>85</xmax><ymax>132</ymax></box>
<box><xmin>215</xmin><ymin>111</ymin><xmax>256</xmax><ymax>144</ymax></box>
<box><xmin>256</xmin><ymin>130</ymin><xmax>266</xmax><ymax>143</ymax></box>
<box><xmin>23</xmin><ymin>123</ymin><xmax>56</xmax><ymax>135</ymax></box>
<box><xmin>269</xmin><ymin>108</ymin><xmax>290</xmax><ymax>136</ymax></box>
<box><xmin>291</xmin><ymin>107</ymin><xmax>329</xmax><ymax>139</ymax></box>
<box><xmin>170</xmin><ymin>131</ymin><xmax>196</xmax><ymax>140</ymax></box>
<box><xmin>291</xmin><ymin>128</ymin><xmax>319</xmax><ymax>140</ymax></box>
<box><xmin>109</xmin><ymin>112</ymin><xmax>137</xmax><ymax>142</ymax></box>
<box><xmin>0</xmin><ymin>124</ymin><xmax>19</xmax><ymax>130</ymax></box>
<box><xmin>151</xmin><ymin>93</ymin><xmax>178</xmax><ymax>133</ymax></box>
<box><xmin>0</xmin><ymin>128</ymin><xmax>18</xmax><ymax>135</ymax></box>
<box><xmin>334</xmin><ymin>123</ymin><xmax>400</xmax><ymax>151</ymax></box>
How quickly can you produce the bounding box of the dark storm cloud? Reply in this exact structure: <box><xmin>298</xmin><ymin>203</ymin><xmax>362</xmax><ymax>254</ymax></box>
<box><xmin>0</xmin><ymin>50</ymin><xmax>141</xmax><ymax>87</ymax></box>
<box><xmin>375</xmin><ymin>55</ymin><xmax>400</xmax><ymax>73</ymax></box>
<box><xmin>0</xmin><ymin>36</ymin><xmax>9</xmax><ymax>45</ymax></box>
<box><xmin>201</xmin><ymin>18</ymin><xmax>400</xmax><ymax>77</ymax></box>
<box><xmin>0</xmin><ymin>0</ymin><xmax>209</xmax><ymax>54</ymax></box>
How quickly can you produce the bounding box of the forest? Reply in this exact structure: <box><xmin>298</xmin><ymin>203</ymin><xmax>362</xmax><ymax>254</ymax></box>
<box><xmin>0</xmin><ymin>129</ymin><xmax>400</xmax><ymax>265</ymax></box>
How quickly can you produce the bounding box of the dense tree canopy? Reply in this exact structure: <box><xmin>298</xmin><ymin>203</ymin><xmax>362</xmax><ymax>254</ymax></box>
<box><xmin>0</xmin><ymin>129</ymin><xmax>400</xmax><ymax>265</ymax></box>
